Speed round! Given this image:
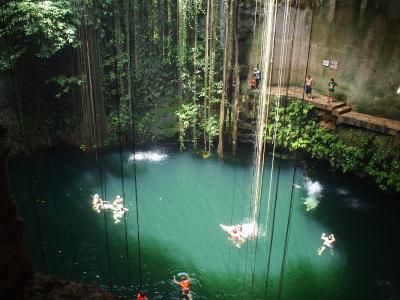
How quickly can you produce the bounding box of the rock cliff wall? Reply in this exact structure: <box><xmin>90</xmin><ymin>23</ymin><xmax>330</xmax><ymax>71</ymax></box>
<box><xmin>238</xmin><ymin>0</ymin><xmax>400</xmax><ymax>120</ymax></box>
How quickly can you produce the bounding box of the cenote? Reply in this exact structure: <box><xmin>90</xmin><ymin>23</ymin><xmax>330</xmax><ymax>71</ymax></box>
<box><xmin>9</xmin><ymin>146</ymin><xmax>400</xmax><ymax>299</ymax></box>
<box><xmin>2</xmin><ymin>0</ymin><xmax>400</xmax><ymax>299</ymax></box>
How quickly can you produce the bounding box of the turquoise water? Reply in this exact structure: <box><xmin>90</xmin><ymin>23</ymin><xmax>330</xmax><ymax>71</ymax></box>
<box><xmin>9</xmin><ymin>145</ymin><xmax>400</xmax><ymax>299</ymax></box>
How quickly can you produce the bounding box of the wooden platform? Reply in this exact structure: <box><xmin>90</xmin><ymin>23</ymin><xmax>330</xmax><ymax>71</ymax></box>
<box><xmin>268</xmin><ymin>87</ymin><xmax>400</xmax><ymax>136</ymax></box>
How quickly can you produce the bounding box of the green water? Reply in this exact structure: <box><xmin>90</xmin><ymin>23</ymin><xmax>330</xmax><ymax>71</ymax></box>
<box><xmin>9</xmin><ymin>145</ymin><xmax>400</xmax><ymax>299</ymax></box>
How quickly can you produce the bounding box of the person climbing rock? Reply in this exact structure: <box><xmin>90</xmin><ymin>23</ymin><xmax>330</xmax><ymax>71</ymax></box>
<box><xmin>173</xmin><ymin>274</ymin><xmax>193</xmax><ymax>300</ymax></box>
<box><xmin>305</xmin><ymin>75</ymin><xmax>314</xmax><ymax>100</ymax></box>
<box><xmin>328</xmin><ymin>78</ymin><xmax>338</xmax><ymax>103</ymax></box>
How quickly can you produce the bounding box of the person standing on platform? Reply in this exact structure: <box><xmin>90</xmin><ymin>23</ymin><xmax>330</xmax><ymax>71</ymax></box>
<box><xmin>305</xmin><ymin>75</ymin><xmax>315</xmax><ymax>100</ymax></box>
<box><xmin>328</xmin><ymin>78</ymin><xmax>338</xmax><ymax>103</ymax></box>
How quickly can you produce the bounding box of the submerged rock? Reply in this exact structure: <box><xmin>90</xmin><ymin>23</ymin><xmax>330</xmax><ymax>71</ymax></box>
<box><xmin>17</xmin><ymin>274</ymin><xmax>123</xmax><ymax>300</ymax></box>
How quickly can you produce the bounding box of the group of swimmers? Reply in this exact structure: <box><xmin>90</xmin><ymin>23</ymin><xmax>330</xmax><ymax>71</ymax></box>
<box><xmin>92</xmin><ymin>194</ymin><xmax>129</xmax><ymax>224</ymax></box>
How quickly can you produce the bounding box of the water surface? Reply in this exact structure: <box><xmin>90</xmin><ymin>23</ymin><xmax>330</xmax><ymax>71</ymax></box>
<box><xmin>9</xmin><ymin>146</ymin><xmax>400</xmax><ymax>299</ymax></box>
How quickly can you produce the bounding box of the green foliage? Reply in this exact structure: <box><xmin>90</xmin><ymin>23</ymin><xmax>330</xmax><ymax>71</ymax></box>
<box><xmin>80</xmin><ymin>144</ymin><xmax>97</xmax><ymax>152</ymax></box>
<box><xmin>364</xmin><ymin>144</ymin><xmax>400</xmax><ymax>192</ymax></box>
<box><xmin>138</xmin><ymin>101</ymin><xmax>179</xmax><ymax>143</ymax></box>
<box><xmin>47</xmin><ymin>74</ymin><xmax>84</xmax><ymax>99</ymax></box>
<box><xmin>204</xmin><ymin>115</ymin><xmax>219</xmax><ymax>141</ymax></box>
<box><xmin>176</xmin><ymin>103</ymin><xmax>201</xmax><ymax>150</ymax></box>
<box><xmin>0</xmin><ymin>0</ymin><xmax>78</xmax><ymax>71</ymax></box>
<box><xmin>266</xmin><ymin>99</ymin><xmax>400</xmax><ymax>192</ymax></box>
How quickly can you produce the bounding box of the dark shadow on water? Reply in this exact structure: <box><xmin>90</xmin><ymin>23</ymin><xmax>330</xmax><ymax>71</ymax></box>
<box><xmin>300</xmin><ymin>166</ymin><xmax>400</xmax><ymax>300</ymax></box>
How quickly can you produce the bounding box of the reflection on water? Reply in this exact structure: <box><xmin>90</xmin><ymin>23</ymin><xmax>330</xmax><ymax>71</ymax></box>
<box><xmin>129</xmin><ymin>151</ymin><xmax>169</xmax><ymax>163</ymax></box>
<box><xmin>8</xmin><ymin>148</ymin><xmax>400</xmax><ymax>300</ymax></box>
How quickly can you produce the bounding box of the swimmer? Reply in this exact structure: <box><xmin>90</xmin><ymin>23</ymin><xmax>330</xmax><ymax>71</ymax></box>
<box><xmin>220</xmin><ymin>224</ymin><xmax>246</xmax><ymax>248</ymax></box>
<box><xmin>113</xmin><ymin>207</ymin><xmax>129</xmax><ymax>224</ymax></box>
<box><xmin>172</xmin><ymin>274</ymin><xmax>192</xmax><ymax>300</ymax></box>
<box><xmin>113</xmin><ymin>195</ymin><xmax>123</xmax><ymax>209</ymax></box>
<box><xmin>303</xmin><ymin>197</ymin><xmax>320</xmax><ymax>211</ymax></box>
<box><xmin>92</xmin><ymin>194</ymin><xmax>103</xmax><ymax>213</ymax></box>
<box><xmin>230</xmin><ymin>224</ymin><xmax>246</xmax><ymax>248</ymax></box>
<box><xmin>103</xmin><ymin>202</ymin><xmax>114</xmax><ymax>210</ymax></box>
<box><xmin>318</xmin><ymin>233</ymin><xmax>336</xmax><ymax>255</ymax></box>
<box><xmin>136</xmin><ymin>292</ymin><xmax>149</xmax><ymax>300</ymax></box>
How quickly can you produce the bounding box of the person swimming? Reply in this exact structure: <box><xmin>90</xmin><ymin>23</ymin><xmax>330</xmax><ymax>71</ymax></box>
<box><xmin>172</xmin><ymin>274</ymin><xmax>193</xmax><ymax>300</ymax></box>
<box><xmin>303</xmin><ymin>196</ymin><xmax>320</xmax><ymax>211</ymax></box>
<box><xmin>113</xmin><ymin>206</ymin><xmax>129</xmax><ymax>224</ymax></box>
<box><xmin>113</xmin><ymin>195</ymin><xmax>123</xmax><ymax>209</ymax></box>
<box><xmin>92</xmin><ymin>194</ymin><xmax>103</xmax><ymax>213</ymax></box>
<box><xmin>220</xmin><ymin>223</ymin><xmax>257</xmax><ymax>248</ymax></box>
<box><xmin>229</xmin><ymin>225</ymin><xmax>246</xmax><ymax>248</ymax></box>
<box><xmin>92</xmin><ymin>194</ymin><xmax>128</xmax><ymax>224</ymax></box>
<box><xmin>318</xmin><ymin>233</ymin><xmax>336</xmax><ymax>255</ymax></box>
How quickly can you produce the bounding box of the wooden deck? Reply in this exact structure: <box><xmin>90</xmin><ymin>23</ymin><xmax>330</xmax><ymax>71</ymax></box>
<box><xmin>268</xmin><ymin>87</ymin><xmax>400</xmax><ymax>136</ymax></box>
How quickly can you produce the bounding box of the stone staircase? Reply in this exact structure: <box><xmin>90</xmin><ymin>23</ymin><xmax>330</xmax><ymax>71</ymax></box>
<box><xmin>332</xmin><ymin>104</ymin><xmax>352</xmax><ymax>116</ymax></box>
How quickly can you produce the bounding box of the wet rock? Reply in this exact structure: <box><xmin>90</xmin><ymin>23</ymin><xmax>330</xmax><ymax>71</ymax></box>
<box><xmin>0</xmin><ymin>127</ymin><xmax>32</xmax><ymax>299</ymax></box>
<box><xmin>17</xmin><ymin>274</ymin><xmax>123</xmax><ymax>300</ymax></box>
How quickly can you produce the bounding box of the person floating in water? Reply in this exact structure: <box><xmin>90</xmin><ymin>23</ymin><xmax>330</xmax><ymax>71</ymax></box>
<box><xmin>136</xmin><ymin>292</ymin><xmax>149</xmax><ymax>300</ymax></box>
<box><xmin>229</xmin><ymin>224</ymin><xmax>246</xmax><ymax>248</ymax></box>
<box><xmin>220</xmin><ymin>223</ymin><xmax>257</xmax><ymax>248</ymax></box>
<box><xmin>328</xmin><ymin>78</ymin><xmax>338</xmax><ymax>103</ymax></box>
<box><xmin>113</xmin><ymin>206</ymin><xmax>129</xmax><ymax>224</ymax></box>
<box><xmin>92</xmin><ymin>194</ymin><xmax>103</xmax><ymax>213</ymax></box>
<box><xmin>92</xmin><ymin>193</ymin><xmax>128</xmax><ymax>223</ymax></box>
<box><xmin>253</xmin><ymin>65</ymin><xmax>261</xmax><ymax>88</ymax></box>
<box><xmin>318</xmin><ymin>233</ymin><xmax>336</xmax><ymax>255</ymax></box>
<box><xmin>113</xmin><ymin>195</ymin><xmax>123</xmax><ymax>209</ymax></box>
<box><xmin>172</xmin><ymin>274</ymin><xmax>192</xmax><ymax>300</ymax></box>
<box><xmin>305</xmin><ymin>74</ymin><xmax>314</xmax><ymax>100</ymax></box>
<box><xmin>303</xmin><ymin>197</ymin><xmax>320</xmax><ymax>211</ymax></box>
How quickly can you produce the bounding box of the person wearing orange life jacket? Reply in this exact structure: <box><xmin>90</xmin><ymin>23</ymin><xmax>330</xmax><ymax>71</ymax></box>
<box><xmin>136</xmin><ymin>292</ymin><xmax>149</xmax><ymax>300</ymax></box>
<box><xmin>172</xmin><ymin>274</ymin><xmax>193</xmax><ymax>300</ymax></box>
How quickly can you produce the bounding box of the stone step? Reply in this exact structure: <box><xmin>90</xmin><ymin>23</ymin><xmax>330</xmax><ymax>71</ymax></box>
<box><xmin>331</xmin><ymin>101</ymin><xmax>346</xmax><ymax>110</ymax></box>
<box><xmin>332</xmin><ymin>105</ymin><xmax>352</xmax><ymax>116</ymax></box>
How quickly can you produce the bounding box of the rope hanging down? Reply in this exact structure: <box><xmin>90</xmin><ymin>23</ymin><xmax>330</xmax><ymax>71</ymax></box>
<box><xmin>112</xmin><ymin>0</ymin><xmax>132</xmax><ymax>290</ymax></box>
<box><xmin>263</xmin><ymin>0</ymin><xmax>301</xmax><ymax>294</ymax></box>
<box><xmin>126</xmin><ymin>0</ymin><xmax>144</xmax><ymax>290</ymax></box>
<box><xmin>277</xmin><ymin>2</ymin><xmax>316</xmax><ymax>299</ymax></box>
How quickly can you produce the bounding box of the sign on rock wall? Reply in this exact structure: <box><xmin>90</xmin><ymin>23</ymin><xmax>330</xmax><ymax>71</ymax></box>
<box><xmin>322</xmin><ymin>59</ymin><xmax>339</xmax><ymax>70</ymax></box>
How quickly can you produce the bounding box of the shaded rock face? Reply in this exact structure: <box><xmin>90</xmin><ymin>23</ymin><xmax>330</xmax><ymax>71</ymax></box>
<box><xmin>239</xmin><ymin>0</ymin><xmax>400</xmax><ymax>120</ymax></box>
<box><xmin>0</xmin><ymin>127</ymin><xmax>32</xmax><ymax>298</ymax></box>
<box><xmin>17</xmin><ymin>274</ymin><xmax>123</xmax><ymax>300</ymax></box>
<box><xmin>308</xmin><ymin>0</ymin><xmax>400</xmax><ymax>120</ymax></box>
<box><xmin>0</xmin><ymin>128</ymin><xmax>122</xmax><ymax>299</ymax></box>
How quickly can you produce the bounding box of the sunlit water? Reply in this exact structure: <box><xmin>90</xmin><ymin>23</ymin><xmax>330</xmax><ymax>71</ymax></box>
<box><xmin>9</xmin><ymin>145</ymin><xmax>400</xmax><ymax>299</ymax></box>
